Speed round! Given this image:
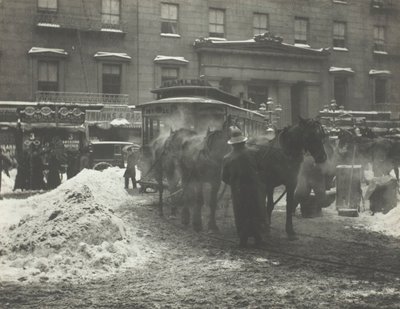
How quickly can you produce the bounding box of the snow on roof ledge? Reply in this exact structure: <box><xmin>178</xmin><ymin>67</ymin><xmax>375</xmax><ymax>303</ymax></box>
<box><xmin>28</xmin><ymin>47</ymin><xmax>68</xmax><ymax>56</ymax></box>
<box><xmin>94</xmin><ymin>52</ymin><xmax>131</xmax><ymax>60</ymax></box>
<box><xmin>329</xmin><ymin>67</ymin><xmax>355</xmax><ymax>74</ymax></box>
<box><xmin>153</xmin><ymin>55</ymin><xmax>189</xmax><ymax>64</ymax></box>
<box><xmin>369</xmin><ymin>69</ymin><xmax>392</xmax><ymax>76</ymax></box>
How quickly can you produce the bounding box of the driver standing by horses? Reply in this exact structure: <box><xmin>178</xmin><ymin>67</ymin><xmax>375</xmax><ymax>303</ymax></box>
<box><xmin>222</xmin><ymin>127</ymin><xmax>263</xmax><ymax>248</ymax></box>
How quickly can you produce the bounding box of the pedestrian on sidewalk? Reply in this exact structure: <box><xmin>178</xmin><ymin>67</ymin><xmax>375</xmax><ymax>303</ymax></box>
<box><xmin>124</xmin><ymin>147</ymin><xmax>139</xmax><ymax>189</ymax></box>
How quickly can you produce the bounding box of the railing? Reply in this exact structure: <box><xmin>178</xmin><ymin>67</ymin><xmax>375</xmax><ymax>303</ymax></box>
<box><xmin>35</xmin><ymin>12</ymin><xmax>124</xmax><ymax>32</ymax></box>
<box><xmin>371</xmin><ymin>103</ymin><xmax>400</xmax><ymax>113</ymax></box>
<box><xmin>36</xmin><ymin>91</ymin><xmax>129</xmax><ymax>106</ymax></box>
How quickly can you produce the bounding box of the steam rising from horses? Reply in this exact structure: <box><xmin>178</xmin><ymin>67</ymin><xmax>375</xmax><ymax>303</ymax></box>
<box><xmin>158</xmin><ymin>106</ymin><xmax>225</xmax><ymax>136</ymax></box>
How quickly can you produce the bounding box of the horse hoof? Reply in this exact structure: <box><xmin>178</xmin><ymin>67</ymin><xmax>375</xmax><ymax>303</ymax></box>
<box><xmin>193</xmin><ymin>224</ymin><xmax>203</xmax><ymax>232</ymax></box>
<box><xmin>208</xmin><ymin>223</ymin><xmax>220</xmax><ymax>233</ymax></box>
<box><xmin>181</xmin><ymin>211</ymin><xmax>190</xmax><ymax>226</ymax></box>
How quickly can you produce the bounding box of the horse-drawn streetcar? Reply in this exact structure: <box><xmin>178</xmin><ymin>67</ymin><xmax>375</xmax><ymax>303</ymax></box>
<box><xmin>137</xmin><ymin>79</ymin><xmax>266</xmax><ymax>145</ymax></box>
<box><xmin>133</xmin><ymin>79</ymin><xmax>328</xmax><ymax>237</ymax></box>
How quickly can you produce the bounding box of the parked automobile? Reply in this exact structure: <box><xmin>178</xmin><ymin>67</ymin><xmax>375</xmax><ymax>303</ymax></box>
<box><xmin>89</xmin><ymin>141</ymin><xmax>140</xmax><ymax>170</ymax></box>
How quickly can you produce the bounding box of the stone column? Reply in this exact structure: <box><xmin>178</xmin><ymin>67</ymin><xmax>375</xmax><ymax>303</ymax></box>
<box><xmin>305</xmin><ymin>83</ymin><xmax>322</xmax><ymax>118</ymax></box>
<box><xmin>277</xmin><ymin>82</ymin><xmax>292</xmax><ymax>127</ymax></box>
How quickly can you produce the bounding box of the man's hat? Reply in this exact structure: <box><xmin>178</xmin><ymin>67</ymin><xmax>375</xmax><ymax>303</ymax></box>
<box><xmin>228</xmin><ymin>127</ymin><xmax>247</xmax><ymax>144</ymax></box>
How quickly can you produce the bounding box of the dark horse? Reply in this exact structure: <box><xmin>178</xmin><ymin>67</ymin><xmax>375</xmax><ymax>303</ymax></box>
<box><xmin>179</xmin><ymin>128</ymin><xmax>230</xmax><ymax>231</ymax></box>
<box><xmin>249</xmin><ymin>117</ymin><xmax>327</xmax><ymax>239</ymax></box>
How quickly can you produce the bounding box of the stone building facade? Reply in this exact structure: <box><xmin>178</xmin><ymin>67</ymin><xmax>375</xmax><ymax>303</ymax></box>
<box><xmin>1</xmin><ymin>0</ymin><xmax>399</xmax><ymax>127</ymax></box>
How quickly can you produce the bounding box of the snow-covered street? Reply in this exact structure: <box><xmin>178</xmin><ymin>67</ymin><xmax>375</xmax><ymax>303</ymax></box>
<box><xmin>1</xmin><ymin>168</ymin><xmax>400</xmax><ymax>307</ymax></box>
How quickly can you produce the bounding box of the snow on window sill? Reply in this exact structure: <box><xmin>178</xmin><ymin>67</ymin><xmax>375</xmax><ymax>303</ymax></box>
<box><xmin>101</xmin><ymin>28</ymin><xmax>124</xmax><ymax>33</ymax></box>
<box><xmin>206</xmin><ymin>37</ymin><xmax>227</xmax><ymax>41</ymax></box>
<box><xmin>160</xmin><ymin>33</ymin><xmax>181</xmax><ymax>38</ymax></box>
<box><xmin>333</xmin><ymin>0</ymin><xmax>348</xmax><ymax>4</ymax></box>
<box><xmin>333</xmin><ymin>47</ymin><xmax>349</xmax><ymax>52</ymax></box>
<box><xmin>37</xmin><ymin>23</ymin><xmax>61</xmax><ymax>28</ymax></box>
<box><xmin>294</xmin><ymin>43</ymin><xmax>311</xmax><ymax>48</ymax></box>
<box><xmin>373</xmin><ymin>50</ymin><xmax>388</xmax><ymax>55</ymax></box>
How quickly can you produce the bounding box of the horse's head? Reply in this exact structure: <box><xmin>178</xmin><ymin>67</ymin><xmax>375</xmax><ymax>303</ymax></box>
<box><xmin>204</xmin><ymin>128</ymin><xmax>231</xmax><ymax>160</ymax></box>
<box><xmin>298</xmin><ymin>117</ymin><xmax>327</xmax><ymax>164</ymax></box>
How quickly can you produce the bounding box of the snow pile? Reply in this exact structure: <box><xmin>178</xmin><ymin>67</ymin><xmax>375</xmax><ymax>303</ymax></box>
<box><xmin>368</xmin><ymin>205</ymin><xmax>400</xmax><ymax>237</ymax></box>
<box><xmin>1</xmin><ymin>169</ymin><xmax>16</xmax><ymax>194</ymax></box>
<box><xmin>0</xmin><ymin>168</ymin><xmax>154</xmax><ymax>282</ymax></box>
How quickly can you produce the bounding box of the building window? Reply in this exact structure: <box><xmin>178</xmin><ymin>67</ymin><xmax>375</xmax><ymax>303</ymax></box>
<box><xmin>161</xmin><ymin>67</ymin><xmax>179</xmax><ymax>84</ymax></box>
<box><xmin>374</xmin><ymin>26</ymin><xmax>385</xmax><ymax>51</ymax></box>
<box><xmin>38</xmin><ymin>61</ymin><xmax>58</xmax><ymax>91</ymax></box>
<box><xmin>209</xmin><ymin>8</ymin><xmax>225</xmax><ymax>38</ymax></box>
<box><xmin>375</xmin><ymin>78</ymin><xmax>387</xmax><ymax>104</ymax></box>
<box><xmin>294</xmin><ymin>17</ymin><xmax>308</xmax><ymax>44</ymax></box>
<box><xmin>38</xmin><ymin>0</ymin><xmax>57</xmax><ymax>11</ymax></box>
<box><xmin>333</xmin><ymin>76</ymin><xmax>347</xmax><ymax>107</ymax></box>
<box><xmin>102</xmin><ymin>0</ymin><xmax>120</xmax><ymax>27</ymax></box>
<box><xmin>161</xmin><ymin>3</ymin><xmax>178</xmax><ymax>34</ymax></box>
<box><xmin>333</xmin><ymin>21</ymin><xmax>346</xmax><ymax>48</ymax></box>
<box><xmin>248</xmin><ymin>85</ymin><xmax>268</xmax><ymax>109</ymax></box>
<box><xmin>253</xmin><ymin>13</ymin><xmax>268</xmax><ymax>36</ymax></box>
<box><xmin>102</xmin><ymin>64</ymin><xmax>121</xmax><ymax>94</ymax></box>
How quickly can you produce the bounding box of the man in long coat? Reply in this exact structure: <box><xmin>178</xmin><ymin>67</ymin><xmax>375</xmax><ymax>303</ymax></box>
<box><xmin>222</xmin><ymin>127</ymin><xmax>263</xmax><ymax>247</ymax></box>
<box><xmin>124</xmin><ymin>147</ymin><xmax>139</xmax><ymax>189</ymax></box>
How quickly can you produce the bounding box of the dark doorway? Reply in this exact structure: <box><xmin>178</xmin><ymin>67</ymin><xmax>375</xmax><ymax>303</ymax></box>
<box><xmin>291</xmin><ymin>83</ymin><xmax>303</xmax><ymax>124</ymax></box>
<box><xmin>333</xmin><ymin>76</ymin><xmax>347</xmax><ymax>108</ymax></box>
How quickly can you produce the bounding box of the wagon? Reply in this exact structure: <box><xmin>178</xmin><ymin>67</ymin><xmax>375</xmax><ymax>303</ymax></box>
<box><xmin>89</xmin><ymin>141</ymin><xmax>140</xmax><ymax>170</ymax></box>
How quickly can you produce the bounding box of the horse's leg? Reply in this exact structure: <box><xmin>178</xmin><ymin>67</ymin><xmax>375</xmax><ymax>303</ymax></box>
<box><xmin>286</xmin><ymin>185</ymin><xmax>297</xmax><ymax>240</ymax></box>
<box><xmin>158</xmin><ymin>178</ymin><xmax>164</xmax><ymax>217</ymax></box>
<box><xmin>181</xmin><ymin>181</ymin><xmax>190</xmax><ymax>226</ymax></box>
<box><xmin>208</xmin><ymin>180</ymin><xmax>220</xmax><ymax>232</ymax></box>
<box><xmin>266</xmin><ymin>187</ymin><xmax>274</xmax><ymax>230</ymax></box>
<box><xmin>192</xmin><ymin>182</ymin><xmax>203</xmax><ymax>232</ymax></box>
<box><xmin>394</xmin><ymin>164</ymin><xmax>399</xmax><ymax>181</ymax></box>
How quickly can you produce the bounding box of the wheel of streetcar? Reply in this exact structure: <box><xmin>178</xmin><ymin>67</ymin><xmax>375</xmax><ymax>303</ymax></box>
<box><xmin>93</xmin><ymin>162</ymin><xmax>113</xmax><ymax>171</ymax></box>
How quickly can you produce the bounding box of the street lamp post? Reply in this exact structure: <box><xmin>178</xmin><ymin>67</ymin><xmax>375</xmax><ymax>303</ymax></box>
<box><xmin>259</xmin><ymin>97</ymin><xmax>282</xmax><ymax>138</ymax></box>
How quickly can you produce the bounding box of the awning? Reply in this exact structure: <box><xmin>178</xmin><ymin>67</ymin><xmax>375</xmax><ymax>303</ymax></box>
<box><xmin>329</xmin><ymin>67</ymin><xmax>355</xmax><ymax>74</ymax></box>
<box><xmin>153</xmin><ymin>55</ymin><xmax>189</xmax><ymax>65</ymax></box>
<box><xmin>94</xmin><ymin>52</ymin><xmax>131</xmax><ymax>62</ymax></box>
<box><xmin>28</xmin><ymin>47</ymin><xmax>68</xmax><ymax>57</ymax></box>
<box><xmin>369</xmin><ymin>69</ymin><xmax>392</xmax><ymax>76</ymax></box>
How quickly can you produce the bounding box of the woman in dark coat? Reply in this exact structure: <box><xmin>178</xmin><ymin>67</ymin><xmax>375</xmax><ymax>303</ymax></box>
<box><xmin>13</xmin><ymin>150</ymin><xmax>29</xmax><ymax>191</ymax></box>
<box><xmin>47</xmin><ymin>150</ymin><xmax>61</xmax><ymax>189</ymax></box>
<box><xmin>29</xmin><ymin>144</ymin><xmax>46</xmax><ymax>190</ymax></box>
<box><xmin>222</xmin><ymin>127</ymin><xmax>263</xmax><ymax>247</ymax></box>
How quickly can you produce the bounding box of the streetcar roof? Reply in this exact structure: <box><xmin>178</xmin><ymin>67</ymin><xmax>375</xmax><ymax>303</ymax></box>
<box><xmin>136</xmin><ymin>96</ymin><xmax>265</xmax><ymax>118</ymax></box>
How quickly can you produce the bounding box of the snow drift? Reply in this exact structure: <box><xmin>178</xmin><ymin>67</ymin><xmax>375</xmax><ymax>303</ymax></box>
<box><xmin>0</xmin><ymin>168</ymin><xmax>154</xmax><ymax>282</ymax></box>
